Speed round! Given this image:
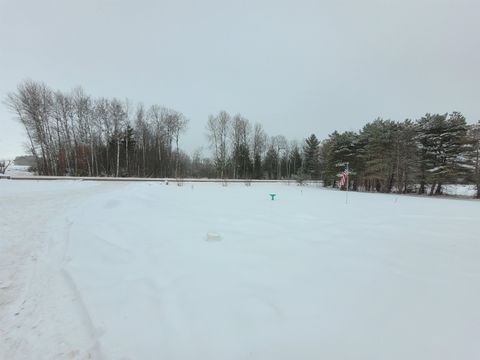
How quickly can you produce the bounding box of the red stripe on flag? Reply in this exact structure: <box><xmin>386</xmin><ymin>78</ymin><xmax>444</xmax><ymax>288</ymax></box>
<box><xmin>339</xmin><ymin>168</ymin><xmax>348</xmax><ymax>187</ymax></box>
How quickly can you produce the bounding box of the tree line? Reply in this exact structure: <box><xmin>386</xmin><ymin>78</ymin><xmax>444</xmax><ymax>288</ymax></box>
<box><xmin>4</xmin><ymin>80</ymin><xmax>480</xmax><ymax>198</ymax></box>
<box><xmin>5</xmin><ymin>80</ymin><xmax>188</xmax><ymax>177</ymax></box>
<box><xmin>320</xmin><ymin>115</ymin><xmax>480</xmax><ymax>198</ymax></box>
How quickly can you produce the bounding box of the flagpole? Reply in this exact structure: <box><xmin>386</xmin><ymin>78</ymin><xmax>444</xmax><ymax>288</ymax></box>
<box><xmin>346</xmin><ymin>161</ymin><xmax>349</xmax><ymax>204</ymax></box>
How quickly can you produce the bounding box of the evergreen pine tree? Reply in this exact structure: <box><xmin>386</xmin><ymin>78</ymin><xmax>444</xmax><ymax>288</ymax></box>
<box><xmin>303</xmin><ymin>134</ymin><xmax>320</xmax><ymax>179</ymax></box>
<box><xmin>321</xmin><ymin>131</ymin><xmax>358</xmax><ymax>188</ymax></box>
<box><xmin>417</xmin><ymin>112</ymin><xmax>469</xmax><ymax>195</ymax></box>
<box><xmin>465</xmin><ymin>121</ymin><xmax>480</xmax><ymax>198</ymax></box>
<box><xmin>263</xmin><ymin>146</ymin><xmax>279</xmax><ymax>179</ymax></box>
<box><xmin>290</xmin><ymin>145</ymin><xmax>303</xmax><ymax>176</ymax></box>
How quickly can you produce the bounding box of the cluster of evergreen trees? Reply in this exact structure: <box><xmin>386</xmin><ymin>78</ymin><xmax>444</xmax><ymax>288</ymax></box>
<box><xmin>321</xmin><ymin>115</ymin><xmax>480</xmax><ymax>197</ymax></box>
<box><xmin>5</xmin><ymin>80</ymin><xmax>480</xmax><ymax>198</ymax></box>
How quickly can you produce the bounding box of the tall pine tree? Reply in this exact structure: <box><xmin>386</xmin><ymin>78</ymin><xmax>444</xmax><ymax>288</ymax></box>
<box><xmin>303</xmin><ymin>134</ymin><xmax>320</xmax><ymax>179</ymax></box>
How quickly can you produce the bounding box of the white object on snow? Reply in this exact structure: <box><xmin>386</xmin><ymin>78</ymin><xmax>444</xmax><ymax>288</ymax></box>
<box><xmin>206</xmin><ymin>232</ymin><xmax>222</xmax><ymax>241</ymax></box>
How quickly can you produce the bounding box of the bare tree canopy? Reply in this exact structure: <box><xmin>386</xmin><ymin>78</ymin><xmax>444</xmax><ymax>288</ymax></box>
<box><xmin>4</xmin><ymin>80</ymin><xmax>189</xmax><ymax>177</ymax></box>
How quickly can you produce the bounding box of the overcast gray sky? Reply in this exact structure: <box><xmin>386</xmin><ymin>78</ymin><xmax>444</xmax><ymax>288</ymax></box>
<box><xmin>1</xmin><ymin>0</ymin><xmax>479</xmax><ymax>158</ymax></box>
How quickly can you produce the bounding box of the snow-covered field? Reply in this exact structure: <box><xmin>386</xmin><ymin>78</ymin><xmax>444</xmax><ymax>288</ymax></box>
<box><xmin>0</xmin><ymin>180</ymin><xmax>479</xmax><ymax>360</ymax></box>
<box><xmin>442</xmin><ymin>184</ymin><xmax>477</xmax><ymax>197</ymax></box>
<box><xmin>3</xmin><ymin>164</ymin><xmax>33</xmax><ymax>177</ymax></box>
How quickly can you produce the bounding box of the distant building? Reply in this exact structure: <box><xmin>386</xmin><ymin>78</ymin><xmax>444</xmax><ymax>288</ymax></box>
<box><xmin>14</xmin><ymin>155</ymin><xmax>36</xmax><ymax>167</ymax></box>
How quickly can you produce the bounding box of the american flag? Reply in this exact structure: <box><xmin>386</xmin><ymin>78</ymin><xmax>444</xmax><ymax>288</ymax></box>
<box><xmin>339</xmin><ymin>165</ymin><xmax>349</xmax><ymax>188</ymax></box>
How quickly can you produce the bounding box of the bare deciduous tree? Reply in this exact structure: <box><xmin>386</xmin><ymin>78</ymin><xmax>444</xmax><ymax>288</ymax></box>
<box><xmin>0</xmin><ymin>160</ymin><xmax>12</xmax><ymax>175</ymax></box>
<box><xmin>206</xmin><ymin>111</ymin><xmax>230</xmax><ymax>178</ymax></box>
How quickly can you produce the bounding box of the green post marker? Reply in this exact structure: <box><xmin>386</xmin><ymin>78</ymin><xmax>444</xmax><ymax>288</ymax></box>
<box><xmin>269</xmin><ymin>193</ymin><xmax>276</xmax><ymax>200</ymax></box>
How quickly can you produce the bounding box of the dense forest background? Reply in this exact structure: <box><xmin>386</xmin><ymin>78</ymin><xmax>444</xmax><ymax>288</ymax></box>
<box><xmin>4</xmin><ymin>80</ymin><xmax>480</xmax><ymax>198</ymax></box>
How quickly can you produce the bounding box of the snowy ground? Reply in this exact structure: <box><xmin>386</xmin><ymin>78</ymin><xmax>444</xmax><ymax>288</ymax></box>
<box><xmin>3</xmin><ymin>164</ymin><xmax>33</xmax><ymax>177</ymax></box>
<box><xmin>0</xmin><ymin>181</ymin><xmax>479</xmax><ymax>360</ymax></box>
<box><xmin>442</xmin><ymin>184</ymin><xmax>477</xmax><ymax>197</ymax></box>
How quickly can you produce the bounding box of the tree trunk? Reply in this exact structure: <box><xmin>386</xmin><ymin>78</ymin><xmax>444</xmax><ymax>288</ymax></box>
<box><xmin>125</xmin><ymin>133</ymin><xmax>129</xmax><ymax>176</ymax></box>
<box><xmin>419</xmin><ymin>181</ymin><xmax>425</xmax><ymax>194</ymax></box>
<box><xmin>387</xmin><ymin>173</ymin><xmax>395</xmax><ymax>193</ymax></box>
<box><xmin>116</xmin><ymin>137</ymin><xmax>120</xmax><ymax>177</ymax></box>
<box><xmin>175</xmin><ymin>136</ymin><xmax>179</xmax><ymax>178</ymax></box>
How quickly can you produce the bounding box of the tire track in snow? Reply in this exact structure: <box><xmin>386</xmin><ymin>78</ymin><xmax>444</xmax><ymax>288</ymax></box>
<box><xmin>60</xmin><ymin>269</ymin><xmax>104</xmax><ymax>359</ymax></box>
<box><xmin>0</xmin><ymin>181</ymin><xmax>127</xmax><ymax>359</ymax></box>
